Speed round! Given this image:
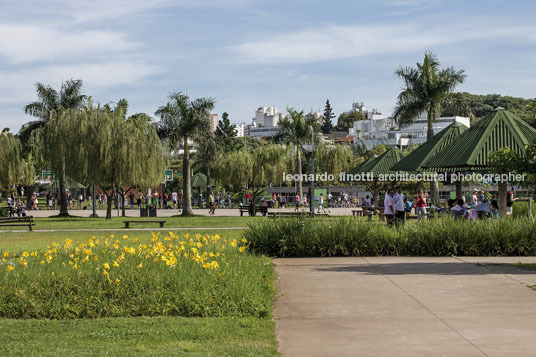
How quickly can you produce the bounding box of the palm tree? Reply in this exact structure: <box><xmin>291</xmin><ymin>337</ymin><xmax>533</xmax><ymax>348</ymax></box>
<box><xmin>278</xmin><ymin>108</ymin><xmax>311</xmax><ymax>202</ymax></box>
<box><xmin>23</xmin><ymin>80</ymin><xmax>86</xmax><ymax>216</ymax></box>
<box><xmin>156</xmin><ymin>92</ymin><xmax>215</xmax><ymax>216</ymax></box>
<box><xmin>393</xmin><ymin>52</ymin><xmax>468</xmax><ymax>204</ymax></box>
<box><xmin>393</xmin><ymin>51</ymin><xmax>468</xmax><ymax>140</ymax></box>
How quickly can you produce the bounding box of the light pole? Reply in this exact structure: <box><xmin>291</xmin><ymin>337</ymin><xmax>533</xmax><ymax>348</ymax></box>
<box><xmin>310</xmin><ymin>126</ymin><xmax>315</xmax><ymax>216</ymax></box>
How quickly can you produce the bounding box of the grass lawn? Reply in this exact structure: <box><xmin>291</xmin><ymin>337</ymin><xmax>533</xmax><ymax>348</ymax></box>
<box><xmin>0</xmin><ymin>216</ymin><xmax>261</xmax><ymax>231</ymax></box>
<box><xmin>0</xmin><ymin>316</ymin><xmax>277</xmax><ymax>356</ymax></box>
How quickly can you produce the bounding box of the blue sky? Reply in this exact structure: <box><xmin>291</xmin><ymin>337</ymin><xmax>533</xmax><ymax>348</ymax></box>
<box><xmin>1</xmin><ymin>0</ymin><xmax>536</xmax><ymax>131</ymax></box>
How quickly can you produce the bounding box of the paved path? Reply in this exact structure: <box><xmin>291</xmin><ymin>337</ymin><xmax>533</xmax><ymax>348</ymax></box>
<box><xmin>273</xmin><ymin>256</ymin><xmax>536</xmax><ymax>356</ymax></box>
<box><xmin>0</xmin><ymin>227</ymin><xmax>247</xmax><ymax>233</ymax></box>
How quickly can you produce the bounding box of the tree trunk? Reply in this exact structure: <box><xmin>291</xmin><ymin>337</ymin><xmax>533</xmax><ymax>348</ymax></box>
<box><xmin>427</xmin><ymin>112</ymin><xmax>439</xmax><ymax>205</ymax></box>
<box><xmin>498</xmin><ymin>181</ymin><xmax>507</xmax><ymax>217</ymax></box>
<box><xmin>206</xmin><ymin>167</ymin><xmax>211</xmax><ymax>200</ymax></box>
<box><xmin>120</xmin><ymin>188</ymin><xmax>126</xmax><ymax>217</ymax></box>
<box><xmin>105</xmin><ymin>190</ymin><xmax>113</xmax><ymax>220</ymax></box>
<box><xmin>455</xmin><ymin>176</ymin><xmax>463</xmax><ymax>200</ymax></box>
<box><xmin>182</xmin><ymin>137</ymin><xmax>194</xmax><ymax>215</ymax></box>
<box><xmin>58</xmin><ymin>156</ymin><xmax>69</xmax><ymax>216</ymax></box>
<box><xmin>296</xmin><ymin>146</ymin><xmax>303</xmax><ymax>200</ymax></box>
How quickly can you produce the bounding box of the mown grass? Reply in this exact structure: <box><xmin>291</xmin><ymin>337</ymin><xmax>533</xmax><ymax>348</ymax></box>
<box><xmin>245</xmin><ymin>216</ymin><xmax>536</xmax><ymax>257</ymax></box>
<box><xmin>0</xmin><ymin>316</ymin><xmax>277</xmax><ymax>356</ymax></box>
<box><xmin>0</xmin><ymin>215</ymin><xmax>259</xmax><ymax>231</ymax></box>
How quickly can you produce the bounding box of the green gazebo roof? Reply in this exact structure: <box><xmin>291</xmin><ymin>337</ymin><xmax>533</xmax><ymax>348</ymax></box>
<box><xmin>191</xmin><ymin>172</ymin><xmax>207</xmax><ymax>188</ymax></box>
<box><xmin>423</xmin><ymin>109</ymin><xmax>536</xmax><ymax>171</ymax></box>
<box><xmin>391</xmin><ymin>121</ymin><xmax>468</xmax><ymax>173</ymax></box>
<box><xmin>349</xmin><ymin>147</ymin><xmax>406</xmax><ymax>177</ymax></box>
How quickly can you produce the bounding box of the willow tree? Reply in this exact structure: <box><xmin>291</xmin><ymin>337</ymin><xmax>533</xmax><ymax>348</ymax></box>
<box><xmin>24</xmin><ymin>80</ymin><xmax>86</xmax><ymax>215</ymax></box>
<box><xmin>315</xmin><ymin>143</ymin><xmax>358</xmax><ymax>185</ymax></box>
<box><xmin>278</xmin><ymin>108</ymin><xmax>311</xmax><ymax>200</ymax></box>
<box><xmin>213</xmin><ymin>144</ymin><xmax>291</xmax><ymax>200</ymax></box>
<box><xmin>156</xmin><ymin>92</ymin><xmax>215</xmax><ymax>215</ymax></box>
<box><xmin>71</xmin><ymin>102</ymin><xmax>165</xmax><ymax>219</ymax></box>
<box><xmin>0</xmin><ymin>132</ymin><xmax>34</xmax><ymax>189</ymax></box>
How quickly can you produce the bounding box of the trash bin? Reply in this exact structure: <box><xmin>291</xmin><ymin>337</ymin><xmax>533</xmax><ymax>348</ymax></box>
<box><xmin>140</xmin><ymin>207</ymin><xmax>148</xmax><ymax>217</ymax></box>
<box><xmin>149</xmin><ymin>206</ymin><xmax>157</xmax><ymax>217</ymax></box>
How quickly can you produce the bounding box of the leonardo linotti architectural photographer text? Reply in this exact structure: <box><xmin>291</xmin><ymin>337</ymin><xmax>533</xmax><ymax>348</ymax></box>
<box><xmin>283</xmin><ymin>172</ymin><xmax>527</xmax><ymax>183</ymax></box>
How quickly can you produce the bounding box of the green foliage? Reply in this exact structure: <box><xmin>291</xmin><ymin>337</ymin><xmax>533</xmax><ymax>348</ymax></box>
<box><xmin>393</xmin><ymin>51</ymin><xmax>469</xmax><ymax>137</ymax></box>
<box><xmin>0</xmin><ymin>233</ymin><xmax>273</xmax><ymax>319</ymax></box>
<box><xmin>445</xmin><ymin>93</ymin><xmax>536</xmax><ymax>127</ymax></box>
<box><xmin>321</xmin><ymin>99</ymin><xmax>335</xmax><ymax>134</ymax></box>
<box><xmin>336</xmin><ymin>110</ymin><xmax>366</xmax><ymax>131</ymax></box>
<box><xmin>314</xmin><ymin>143</ymin><xmax>357</xmax><ymax>184</ymax></box>
<box><xmin>0</xmin><ymin>133</ymin><xmax>33</xmax><ymax>188</ymax></box>
<box><xmin>245</xmin><ymin>217</ymin><xmax>536</xmax><ymax>257</ymax></box>
<box><xmin>215</xmin><ymin>112</ymin><xmax>237</xmax><ymax>139</ymax></box>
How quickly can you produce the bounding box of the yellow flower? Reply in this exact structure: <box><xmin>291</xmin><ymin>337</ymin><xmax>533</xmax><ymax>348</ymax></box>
<box><xmin>103</xmin><ymin>263</ymin><xmax>110</xmax><ymax>270</ymax></box>
<box><xmin>72</xmin><ymin>264</ymin><xmax>78</xmax><ymax>270</ymax></box>
<box><xmin>113</xmin><ymin>278</ymin><xmax>120</xmax><ymax>285</ymax></box>
<box><xmin>210</xmin><ymin>261</ymin><xmax>219</xmax><ymax>270</ymax></box>
<box><xmin>137</xmin><ymin>263</ymin><xmax>143</xmax><ymax>269</ymax></box>
<box><xmin>102</xmin><ymin>269</ymin><xmax>109</xmax><ymax>276</ymax></box>
<box><xmin>93</xmin><ymin>256</ymin><xmax>99</xmax><ymax>261</ymax></box>
<box><xmin>22</xmin><ymin>251</ymin><xmax>29</xmax><ymax>258</ymax></box>
<box><xmin>196</xmin><ymin>242</ymin><xmax>203</xmax><ymax>248</ymax></box>
<box><xmin>239</xmin><ymin>246</ymin><xmax>246</xmax><ymax>253</ymax></box>
<box><xmin>203</xmin><ymin>263</ymin><xmax>211</xmax><ymax>269</ymax></box>
<box><xmin>113</xmin><ymin>261</ymin><xmax>119</xmax><ymax>267</ymax></box>
<box><xmin>3</xmin><ymin>252</ymin><xmax>9</xmax><ymax>257</ymax></box>
<box><xmin>40</xmin><ymin>260</ymin><xmax>45</xmax><ymax>265</ymax></box>
<box><xmin>122</xmin><ymin>235</ymin><xmax>129</xmax><ymax>239</ymax></box>
<box><xmin>230</xmin><ymin>240</ymin><xmax>237</xmax><ymax>247</ymax></box>
<box><xmin>241</xmin><ymin>238</ymin><xmax>247</xmax><ymax>243</ymax></box>
<box><xmin>6</xmin><ymin>265</ymin><xmax>14</xmax><ymax>272</ymax></box>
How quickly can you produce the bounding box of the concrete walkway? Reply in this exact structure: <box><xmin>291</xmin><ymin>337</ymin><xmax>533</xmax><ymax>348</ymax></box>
<box><xmin>273</xmin><ymin>256</ymin><xmax>536</xmax><ymax>356</ymax></box>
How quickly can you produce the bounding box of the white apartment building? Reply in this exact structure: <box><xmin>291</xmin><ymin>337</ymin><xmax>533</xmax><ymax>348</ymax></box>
<box><xmin>209</xmin><ymin>114</ymin><xmax>218</xmax><ymax>133</ymax></box>
<box><xmin>234</xmin><ymin>123</ymin><xmax>246</xmax><ymax>137</ymax></box>
<box><xmin>249</xmin><ymin>106</ymin><xmax>285</xmax><ymax>139</ymax></box>
<box><xmin>350</xmin><ymin>115</ymin><xmax>471</xmax><ymax>149</ymax></box>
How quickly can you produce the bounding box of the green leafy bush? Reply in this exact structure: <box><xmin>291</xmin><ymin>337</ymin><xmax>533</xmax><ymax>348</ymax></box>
<box><xmin>245</xmin><ymin>217</ymin><xmax>536</xmax><ymax>257</ymax></box>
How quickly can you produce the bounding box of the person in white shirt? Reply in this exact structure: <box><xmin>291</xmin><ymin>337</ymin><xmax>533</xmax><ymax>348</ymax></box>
<box><xmin>384</xmin><ymin>190</ymin><xmax>395</xmax><ymax>227</ymax></box>
<box><xmin>393</xmin><ymin>187</ymin><xmax>405</xmax><ymax>226</ymax></box>
<box><xmin>317</xmin><ymin>193</ymin><xmax>325</xmax><ymax>214</ymax></box>
<box><xmin>171</xmin><ymin>191</ymin><xmax>178</xmax><ymax>209</ymax></box>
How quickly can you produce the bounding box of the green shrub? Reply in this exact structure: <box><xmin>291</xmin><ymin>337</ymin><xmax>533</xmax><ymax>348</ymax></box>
<box><xmin>245</xmin><ymin>216</ymin><xmax>536</xmax><ymax>257</ymax></box>
<box><xmin>512</xmin><ymin>199</ymin><xmax>536</xmax><ymax>217</ymax></box>
<box><xmin>0</xmin><ymin>233</ymin><xmax>274</xmax><ymax>319</ymax></box>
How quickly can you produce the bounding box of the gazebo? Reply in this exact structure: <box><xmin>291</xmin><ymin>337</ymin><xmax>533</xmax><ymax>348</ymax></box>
<box><xmin>423</xmin><ymin>109</ymin><xmax>536</xmax><ymax>215</ymax></box>
<box><xmin>391</xmin><ymin>121</ymin><xmax>469</xmax><ymax>199</ymax></box>
<box><xmin>348</xmin><ymin>147</ymin><xmax>406</xmax><ymax>205</ymax></box>
<box><xmin>191</xmin><ymin>172</ymin><xmax>207</xmax><ymax>196</ymax></box>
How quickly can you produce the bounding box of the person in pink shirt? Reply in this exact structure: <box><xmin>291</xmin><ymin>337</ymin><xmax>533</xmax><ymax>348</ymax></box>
<box><xmin>295</xmin><ymin>194</ymin><xmax>300</xmax><ymax>212</ymax></box>
<box><xmin>383</xmin><ymin>189</ymin><xmax>395</xmax><ymax>227</ymax></box>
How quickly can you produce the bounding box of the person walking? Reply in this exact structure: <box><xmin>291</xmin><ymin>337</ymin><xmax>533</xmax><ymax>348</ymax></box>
<box><xmin>384</xmin><ymin>190</ymin><xmax>396</xmax><ymax>227</ymax></box>
<box><xmin>208</xmin><ymin>191</ymin><xmax>216</xmax><ymax>215</ymax></box>
<box><xmin>295</xmin><ymin>194</ymin><xmax>300</xmax><ymax>212</ymax></box>
<box><xmin>506</xmin><ymin>187</ymin><xmax>518</xmax><ymax>216</ymax></box>
<box><xmin>317</xmin><ymin>193</ymin><xmax>325</xmax><ymax>214</ymax></box>
<box><xmin>415</xmin><ymin>189</ymin><xmax>427</xmax><ymax>220</ymax></box>
<box><xmin>393</xmin><ymin>187</ymin><xmax>405</xmax><ymax>226</ymax></box>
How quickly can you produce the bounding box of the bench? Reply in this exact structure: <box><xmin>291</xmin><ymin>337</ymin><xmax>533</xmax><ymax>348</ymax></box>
<box><xmin>123</xmin><ymin>220</ymin><xmax>166</xmax><ymax>228</ymax></box>
<box><xmin>352</xmin><ymin>208</ymin><xmax>364</xmax><ymax>217</ymax></box>
<box><xmin>238</xmin><ymin>205</ymin><xmax>268</xmax><ymax>216</ymax></box>
<box><xmin>0</xmin><ymin>216</ymin><xmax>35</xmax><ymax>231</ymax></box>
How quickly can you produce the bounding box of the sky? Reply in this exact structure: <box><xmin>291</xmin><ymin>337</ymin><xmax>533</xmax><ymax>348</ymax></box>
<box><xmin>1</xmin><ymin>0</ymin><xmax>536</xmax><ymax>132</ymax></box>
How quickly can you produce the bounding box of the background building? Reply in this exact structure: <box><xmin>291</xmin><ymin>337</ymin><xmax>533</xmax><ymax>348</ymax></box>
<box><xmin>209</xmin><ymin>114</ymin><xmax>218</xmax><ymax>133</ymax></box>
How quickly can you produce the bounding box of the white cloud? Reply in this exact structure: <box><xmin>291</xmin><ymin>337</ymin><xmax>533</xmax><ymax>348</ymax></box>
<box><xmin>233</xmin><ymin>22</ymin><xmax>536</xmax><ymax>64</ymax></box>
<box><xmin>0</xmin><ymin>62</ymin><xmax>163</xmax><ymax>104</ymax></box>
<box><xmin>0</xmin><ymin>25</ymin><xmax>139</xmax><ymax>64</ymax></box>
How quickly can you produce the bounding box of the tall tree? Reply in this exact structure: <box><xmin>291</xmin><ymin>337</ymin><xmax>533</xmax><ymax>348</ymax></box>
<box><xmin>23</xmin><ymin>80</ymin><xmax>86</xmax><ymax>216</ymax></box>
<box><xmin>215</xmin><ymin>112</ymin><xmax>236</xmax><ymax>139</ymax></box>
<box><xmin>193</xmin><ymin>131</ymin><xmax>218</xmax><ymax>199</ymax></box>
<box><xmin>336</xmin><ymin>110</ymin><xmax>366</xmax><ymax>132</ymax></box>
<box><xmin>278</xmin><ymin>108</ymin><xmax>311</xmax><ymax>200</ymax></box>
<box><xmin>0</xmin><ymin>133</ymin><xmax>34</xmax><ymax>189</ymax></box>
<box><xmin>321</xmin><ymin>100</ymin><xmax>335</xmax><ymax>134</ymax></box>
<box><xmin>67</xmin><ymin>101</ymin><xmax>165</xmax><ymax>219</ymax></box>
<box><xmin>156</xmin><ymin>92</ymin><xmax>215</xmax><ymax>215</ymax></box>
<box><xmin>393</xmin><ymin>51</ymin><xmax>468</xmax><ymax>204</ymax></box>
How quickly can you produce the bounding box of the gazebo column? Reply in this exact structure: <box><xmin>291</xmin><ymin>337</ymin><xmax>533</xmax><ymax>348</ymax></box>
<box><xmin>498</xmin><ymin>181</ymin><xmax>507</xmax><ymax>216</ymax></box>
<box><xmin>455</xmin><ymin>172</ymin><xmax>463</xmax><ymax>200</ymax></box>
